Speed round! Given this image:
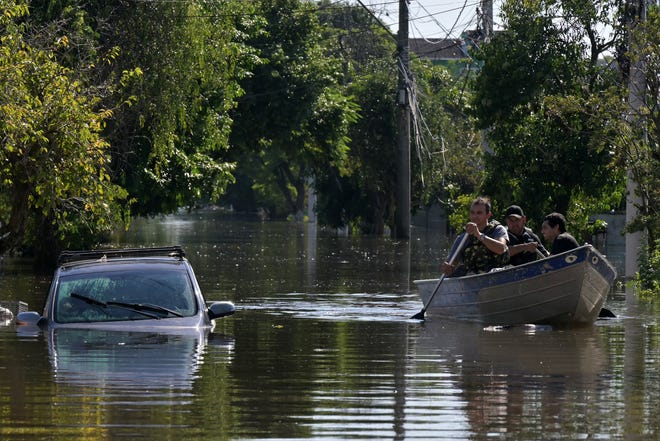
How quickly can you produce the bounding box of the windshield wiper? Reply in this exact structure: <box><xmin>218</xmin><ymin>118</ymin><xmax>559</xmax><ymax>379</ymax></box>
<box><xmin>70</xmin><ymin>292</ymin><xmax>160</xmax><ymax>319</ymax></box>
<box><xmin>107</xmin><ymin>301</ymin><xmax>183</xmax><ymax>318</ymax></box>
<box><xmin>71</xmin><ymin>292</ymin><xmax>107</xmax><ymax>308</ymax></box>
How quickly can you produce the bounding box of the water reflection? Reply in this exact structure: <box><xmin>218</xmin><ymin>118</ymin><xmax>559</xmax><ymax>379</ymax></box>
<box><xmin>414</xmin><ymin>321</ymin><xmax>608</xmax><ymax>378</ymax></box>
<box><xmin>410</xmin><ymin>321</ymin><xmax>610</xmax><ymax>439</ymax></box>
<box><xmin>47</xmin><ymin>328</ymin><xmax>233</xmax><ymax>391</ymax></box>
<box><xmin>223</xmin><ymin>313</ymin><xmax>416</xmax><ymax>439</ymax></box>
<box><xmin>116</xmin><ymin>210</ymin><xmax>448</xmax><ymax>302</ymax></box>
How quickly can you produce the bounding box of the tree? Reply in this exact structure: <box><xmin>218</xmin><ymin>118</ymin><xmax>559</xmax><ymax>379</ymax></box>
<box><xmin>0</xmin><ymin>1</ymin><xmax>128</xmax><ymax>262</ymax></box>
<box><xmin>97</xmin><ymin>0</ymin><xmax>248</xmax><ymax>215</ymax></box>
<box><xmin>29</xmin><ymin>0</ymin><xmax>250</xmax><ymax>216</ymax></box>
<box><xmin>224</xmin><ymin>0</ymin><xmax>358</xmax><ymax>218</ymax></box>
<box><xmin>315</xmin><ymin>58</ymin><xmax>397</xmax><ymax>233</ymax></box>
<box><xmin>471</xmin><ymin>0</ymin><xmax>627</xmax><ymax>228</ymax></box>
<box><xmin>411</xmin><ymin>59</ymin><xmax>483</xmax><ymax>219</ymax></box>
<box><xmin>313</xmin><ymin>1</ymin><xmax>481</xmax><ymax>234</ymax></box>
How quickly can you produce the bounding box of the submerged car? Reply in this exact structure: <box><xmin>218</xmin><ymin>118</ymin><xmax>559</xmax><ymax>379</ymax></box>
<box><xmin>16</xmin><ymin>246</ymin><xmax>235</xmax><ymax>330</ymax></box>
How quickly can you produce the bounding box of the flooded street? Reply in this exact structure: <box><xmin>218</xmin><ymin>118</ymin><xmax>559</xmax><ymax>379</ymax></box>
<box><xmin>1</xmin><ymin>209</ymin><xmax>658</xmax><ymax>440</ymax></box>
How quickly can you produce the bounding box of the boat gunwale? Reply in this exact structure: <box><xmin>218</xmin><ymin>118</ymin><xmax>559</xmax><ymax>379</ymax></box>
<box><xmin>413</xmin><ymin>244</ymin><xmax>617</xmax><ymax>287</ymax></box>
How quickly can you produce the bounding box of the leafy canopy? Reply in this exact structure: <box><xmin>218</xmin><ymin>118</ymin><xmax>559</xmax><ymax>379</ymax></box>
<box><xmin>0</xmin><ymin>0</ymin><xmax>128</xmax><ymax>260</ymax></box>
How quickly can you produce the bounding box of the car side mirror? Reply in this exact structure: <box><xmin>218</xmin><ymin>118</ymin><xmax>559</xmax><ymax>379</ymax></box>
<box><xmin>207</xmin><ymin>301</ymin><xmax>235</xmax><ymax>320</ymax></box>
<box><xmin>16</xmin><ymin>311</ymin><xmax>46</xmax><ymax>327</ymax></box>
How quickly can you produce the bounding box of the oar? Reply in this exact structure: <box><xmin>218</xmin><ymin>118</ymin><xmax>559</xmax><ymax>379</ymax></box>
<box><xmin>411</xmin><ymin>233</ymin><xmax>469</xmax><ymax>320</ymax></box>
<box><xmin>536</xmin><ymin>248</ymin><xmax>616</xmax><ymax>318</ymax></box>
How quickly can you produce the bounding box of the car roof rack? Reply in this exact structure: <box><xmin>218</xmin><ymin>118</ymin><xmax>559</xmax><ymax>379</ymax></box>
<box><xmin>57</xmin><ymin>246</ymin><xmax>186</xmax><ymax>266</ymax></box>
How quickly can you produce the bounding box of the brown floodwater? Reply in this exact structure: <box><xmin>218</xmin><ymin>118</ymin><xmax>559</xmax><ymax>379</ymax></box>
<box><xmin>0</xmin><ymin>209</ymin><xmax>657</xmax><ymax>440</ymax></box>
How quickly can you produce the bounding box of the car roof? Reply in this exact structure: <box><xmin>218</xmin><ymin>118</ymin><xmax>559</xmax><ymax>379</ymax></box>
<box><xmin>56</xmin><ymin>246</ymin><xmax>189</xmax><ymax>273</ymax></box>
<box><xmin>59</xmin><ymin>257</ymin><xmax>190</xmax><ymax>275</ymax></box>
<box><xmin>58</xmin><ymin>246</ymin><xmax>185</xmax><ymax>264</ymax></box>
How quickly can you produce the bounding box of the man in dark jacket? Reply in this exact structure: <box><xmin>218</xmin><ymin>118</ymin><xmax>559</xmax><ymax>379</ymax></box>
<box><xmin>541</xmin><ymin>212</ymin><xmax>580</xmax><ymax>254</ymax></box>
<box><xmin>504</xmin><ymin>205</ymin><xmax>549</xmax><ymax>265</ymax></box>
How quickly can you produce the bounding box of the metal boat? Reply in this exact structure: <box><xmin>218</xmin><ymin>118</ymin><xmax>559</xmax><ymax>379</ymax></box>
<box><xmin>413</xmin><ymin>245</ymin><xmax>617</xmax><ymax>326</ymax></box>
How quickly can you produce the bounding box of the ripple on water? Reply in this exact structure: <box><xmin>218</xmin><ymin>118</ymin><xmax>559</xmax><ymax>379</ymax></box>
<box><xmin>238</xmin><ymin>291</ymin><xmax>423</xmax><ymax>322</ymax></box>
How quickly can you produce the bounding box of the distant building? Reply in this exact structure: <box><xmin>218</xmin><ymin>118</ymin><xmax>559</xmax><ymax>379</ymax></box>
<box><xmin>408</xmin><ymin>38</ymin><xmax>469</xmax><ymax>63</ymax></box>
<box><xmin>409</xmin><ymin>31</ymin><xmax>493</xmax><ymax>70</ymax></box>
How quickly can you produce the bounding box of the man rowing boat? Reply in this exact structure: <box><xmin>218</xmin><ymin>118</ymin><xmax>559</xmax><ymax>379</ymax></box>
<box><xmin>441</xmin><ymin>196</ymin><xmax>509</xmax><ymax>277</ymax></box>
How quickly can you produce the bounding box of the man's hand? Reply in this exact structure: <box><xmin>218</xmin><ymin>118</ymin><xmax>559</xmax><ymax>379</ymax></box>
<box><xmin>466</xmin><ymin>222</ymin><xmax>480</xmax><ymax>238</ymax></box>
<box><xmin>441</xmin><ymin>261</ymin><xmax>454</xmax><ymax>275</ymax></box>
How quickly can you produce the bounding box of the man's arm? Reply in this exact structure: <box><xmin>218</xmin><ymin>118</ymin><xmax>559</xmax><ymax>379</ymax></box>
<box><xmin>508</xmin><ymin>242</ymin><xmax>537</xmax><ymax>257</ymax></box>
<box><xmin>477</xmin><ymin>224</ymin><xmax>508</xmax><ymax>255</ymax></box>
<box><xmin>535</xmin><ymin>237</ymin><xmax>550</xmax><ymax>257</ymax></box>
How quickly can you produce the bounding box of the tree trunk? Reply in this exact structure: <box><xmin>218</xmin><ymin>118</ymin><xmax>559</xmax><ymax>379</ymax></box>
<box><xmin>32</xmin><ymin>211</ymin><xmax>59</xmax><ymax>269</ymax></box>
<box><xmin>0</xmin><ymin>181</ymin><xmax>30</xmax><ymax>255</ymax></box>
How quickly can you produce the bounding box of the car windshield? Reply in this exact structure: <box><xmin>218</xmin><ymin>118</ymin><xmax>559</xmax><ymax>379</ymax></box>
<box><xmin>54</xmin><ymin>267</ymin><xmax>198</xmax><ymax>323</ymax></box>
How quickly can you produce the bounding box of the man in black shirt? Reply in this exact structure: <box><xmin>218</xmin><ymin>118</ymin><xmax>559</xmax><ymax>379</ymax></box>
<box><xmin>504</xmin><ymin>205</ymin><xmax>549</xmax><ymax>265</ymax></box>
<box><xmin>541</xmin><ymin>212</ymin><xmax>580</xmax><ymax>254</ymax></box>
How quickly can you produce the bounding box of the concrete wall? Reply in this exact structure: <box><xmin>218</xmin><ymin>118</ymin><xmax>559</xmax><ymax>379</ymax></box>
<box><xmin>590</xmin><ymin>212</ymin><xmax>626</xmax><ymax>276</ymax></box>
<box><xmin>411</xmin><ymin>204</ymin><xmax>448</xmax><ymax>233</ymax></box>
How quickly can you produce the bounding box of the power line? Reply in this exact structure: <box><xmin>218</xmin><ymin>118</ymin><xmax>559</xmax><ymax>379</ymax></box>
<box><xmin>412</xmin><ymin>0</ymin><xmax>479</xmax><ymax>39</ymax></box>
<box><xmin>353</xmin><ymin>0</ymin><xmax>398</xmax><ymax>41</ymax></box>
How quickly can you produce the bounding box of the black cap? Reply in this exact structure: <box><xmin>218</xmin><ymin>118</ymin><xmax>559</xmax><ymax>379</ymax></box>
<box><xmin>505</xmin><ymin>205</ymin><xmax>524</xmax><ymax>219</ymax></box>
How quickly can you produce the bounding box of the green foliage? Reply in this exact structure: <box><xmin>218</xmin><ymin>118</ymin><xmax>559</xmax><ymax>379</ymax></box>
<box><xmin>621</xmin><ymin>4</ymin><xmax>660</xmax><ymax>258</ymax></box>
<box><xmin>0</xmin><ymin>0</ymin><xmax>128</xmax><ymax>261</ymax></box>
<box><xmin>315</xmin><ymin>57</ymin><xmax>397</xmax><ymax>233</ymax></box>
<box><xmin>411</xmin><ymin>59</ymin><xmax>483</xmax><ymax>212</ymax></box>
<box><xmin>636</xmin><ymin>239</ymin><xmax>660</xmax><ymax>300</ymax></box>
<box><xmin>312</xmin><ymin>2</ymin><xmax>401</xmax><ymax>232</ymax></box>
<box><xmin>472</xmin><ymin>0</ymin><xmax>627</xmax><ymax>230</ymax></box>
<box><xmin>314</xmin><ymin>2</ymin><xmax>482</xmax><ymax>234</ymax></box>
<box><xmin>4</xmin><ymin>0</ymin><xmax>656</xmax><ymax>267</ymax></box>
<box><xmin>27</xmin><ymin>0</ymin><xmax>248</xmax><ymax>217</ymax></box>
<box><xmin>226</xmin><ymin>0</ymin><xmax>358</xmax><ymax>218</ymax></box>
<box><xmin>447</xmin><ymin>194</ymin><xmax>475</xmax><ymax>232</ymax></box>
<box><xmin>1</xmin><ymin>0</ymin><xmax>250</xmax><ymax>261</ymax></box>
<box><xmin>96</xmin><ymin>0</ymin><xmax>245</xmax><ymax>215</ymax></box>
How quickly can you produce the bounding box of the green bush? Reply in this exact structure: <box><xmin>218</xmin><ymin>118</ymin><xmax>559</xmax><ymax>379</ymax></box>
<box><xmin>636</xmin><ymin>239</ymin><xmax>660</xmax><ymax>301</ymax></box>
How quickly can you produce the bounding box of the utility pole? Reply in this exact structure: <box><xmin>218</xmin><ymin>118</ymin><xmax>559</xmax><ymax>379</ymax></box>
<box><xmin>479</xmin><ymin>0</ymin><xmax>494</xmax><ymax>154</ymax></box>
<box><xmin>625</xmin><ymin>0</ymin><xmax>647</xmax><ymax>278</ymax></box>
<box><xmin>481</xmin><ymin>0</ymin><xmax>493</xmax><ymax>38</ymax></box>
<box><xmin>395</xmin><ymin>0</ymin><xmax>410</xmax><ymax>239</ymax></box>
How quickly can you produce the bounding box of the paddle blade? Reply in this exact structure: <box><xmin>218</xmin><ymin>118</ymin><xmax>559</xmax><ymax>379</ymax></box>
<box><xmin>411</xmin><ymin>234</ymin><xmax>467</xmax><ymax>322</ymax></box>
<box><xmin>410</xmin><ymin>309</ymin><xmax>426</xmax><ymax>320</ymax></box>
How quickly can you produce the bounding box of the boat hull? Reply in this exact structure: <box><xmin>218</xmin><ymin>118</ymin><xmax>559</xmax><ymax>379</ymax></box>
<box><xmin>413</xmin><ymin>245</ymin><xmax>617</xmax><ymax>326</ymax></box>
